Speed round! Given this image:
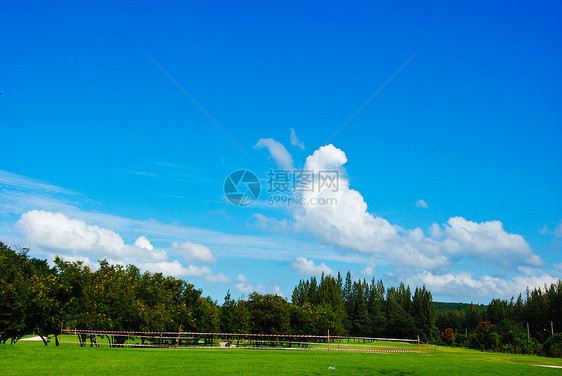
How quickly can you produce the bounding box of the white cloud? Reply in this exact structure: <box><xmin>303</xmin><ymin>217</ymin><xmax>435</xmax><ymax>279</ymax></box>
<box><xmin>292</xmin><ymin>145</ymin><xmax>445</xmax><ymax>270</ymax></box>
<box><xmin>254</xmin><ymin>138</ymin><xmax>294</xmax><ymax>169</ymax></box>
<box><xmin>412</xmin><ymin>270</ymin><xmax>560</xmax><ymax>299</ymax></box>
<box><xmin>291</xmin><ymin>257</ymin><xmax>333</xmax><ymax>276</ymax></box>
<box><xmin>1</xmin><ymin>159</ymin><xmax>551</xmax><ymax>302</ymax></box>
<box><xmin>290</xmin><ymin>128</ymin><xmax>305</xmax><ymax>150</ymax></box>
<box><xmin>253</xmin><ymin>213</ymin><xmax>290</xmax><ymax>233</ymax></box>
<box><xmin>18</xmin><ymin>210</ymin><xmax>126</xmax><ymax>254</ymax></box>
<box><xmin>235</xmin><ymin>274</ymin><xmax>266</xmax><ymax>294</ymax></box>
<box><xmin>436</xmin><ymin>217</ymin><xmax>542</xmax><ymax>267</ymax></box>
<box><xmin>140</xmin><ymin>260</ymin><xmax>190</xmax><ymax>277</ymax></box>
<box><xmin>16</xmin><ymin>210</ymin><xmax>189</xmax><ymax>277</ymax></box>
<box><xmin>173</xmin><ymin>241</ymin><xmax>216</xmax><ymax>263</ymax></box>
<box><xmin>415</xmin><ymin>199</ymin><xmax>429</xmax><ymax>209</ymax></box>
<box><xmin>186</xmin><ymin>265</ymin><xmax>230</xmax><ymax>283</ymax></box>
<box><xmin>517</xmin><ymin>265</ymin><xmax>542</xmax><ymax>275</ymax></box>
<box><xmin>294</xmin><ymin>144</ymin><xmax>400</xmax><ymax>254</ymax></box>
<box><xmin>135</xmin><ymin>236</ymin><xmax>154</xmax><ymax>251</ymax></box>
<box><xmin>291</xmin><ymin>144</ymin><xmax>542</xmax><ymax>272</ymax></box>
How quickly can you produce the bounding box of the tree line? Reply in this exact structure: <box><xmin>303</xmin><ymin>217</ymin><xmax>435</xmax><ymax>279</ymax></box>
<box><xmin>436</xmin><ymin>281</ymin><xmax>562</xmax><ymax>356</ymax></box>
<box><xmin>1</xmin><ymin>241</ymin><xmax>560</xmax><ymax>357</ymax></box>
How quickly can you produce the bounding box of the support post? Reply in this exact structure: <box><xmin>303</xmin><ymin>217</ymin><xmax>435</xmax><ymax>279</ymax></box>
<box><xmin>328</xmin><ymin>329</ymin><xmax>330</xmax><ymax>355</ymax></box>
<box><xmin>417</xmin><ymin>335</ymin><xmax>420</xmax><ymax>356</ymax></box>
<box><xmin>58</xmin><ymin>323</ymin><xmax>63</xmax><ymax>347</ymax></box>
<box><xmin>176</xmin><ymin>326</ymin><xmax>182</xmax><ymax>351</ymax></box>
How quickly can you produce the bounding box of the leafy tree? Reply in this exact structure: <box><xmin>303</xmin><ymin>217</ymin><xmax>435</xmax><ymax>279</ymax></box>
<box><xmin>3</xmin><ymin>239</ymin><xmax>561</xmax><ymax>358</ymax></box>
<box><xmin>0</xmin><ymin>244</ymin><xmax>35</xmax><ymax>344</ymax></box>
<box><xmin>289</xmin><ymin>303</ymin><xmax>320</xmax><ymax>335</ymax></box>
<box><xmin>247</xmin><ymin>293</ymin><xmax>289</xmax><ymax>334</ymax></box>
<box><xmin>233</xmin><ymin>299</ymin><xmax>251</xmax><ymax>334</ymax></box>
<box><xmin>192</xmin><ymin>297</ymin><xmax>219</xmax><ymax>333</ymax></box>
<box><xmin>469</xmin><ymin>321</ymin><xmax>500</xmax><ymax>351</ymax></box>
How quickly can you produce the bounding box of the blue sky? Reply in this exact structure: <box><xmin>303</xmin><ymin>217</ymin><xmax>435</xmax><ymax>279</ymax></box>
<box><xmin>1</xmin><ymin>1</ymin><xmax>561</xmax><ymax>303</ymax></box>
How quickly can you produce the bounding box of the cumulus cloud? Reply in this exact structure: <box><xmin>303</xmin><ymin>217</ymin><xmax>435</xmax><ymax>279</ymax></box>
<box><xmin>411</xmin><ymin>270</ymin><xmax>560</xmax><ymax>299</ymax></box>
<box><xmin>294</xmin><ymin>145</ymin><xmax>400</xmax><ymax>254</ymax></box>
<box><xmin>254</xmin><ymin>138</ymin><xmax>294</xmax><ymax>169</ymax></box>
<box><xmin>291</xmin><ymin>257</ymin><xmax>333</xmax><ymax>276</ymax></box>
<box><xmin>173</xmin><ymin>241</ymin><xmax>216</xmax><ymax>263</ymax></box>
<box><xmin>18</xmin><ymin>210</ymin><xmax>126</xmax><ymax>254</ymax></box>
<box><xmin>235</xmin><ymin>274</ymin><xmax>266</xmax><ymax>294</ymax></box>
<box><xmin>290</xmin><ymin>128</ymin><xmax>305</xmax><ymax>150</ymax></box>
<box><xmin>186</xmin><ymin>265</ymin><xmax>230</xmax><ymax>283</ymax></box>
<box><xmin>415</xmin><ymin>199</ymin><xmax>429</xmax><ymax>209</ymax></box>
<box><xmin>16</xmin><ymin>210</ymin><xmax>189</xmax><ymax>277</ymax></box>
<box><xmin>135</xmin><ymin>236</ymin><xmax>154</xmax><ymax>251</ymax></box>
<box><xmin>291</xmin><ymin>144</ymin><xmax>542</xmax><ymax>272</ymax></box>
<box><xmin>292</xmin><ymin>145</ymin><xmax>443</xmax><ymax>270</ymax></box>
<box><xmin>435</xmin><ymin>217</ymin><xmax>542</xmax><ymax>267</ymax></box>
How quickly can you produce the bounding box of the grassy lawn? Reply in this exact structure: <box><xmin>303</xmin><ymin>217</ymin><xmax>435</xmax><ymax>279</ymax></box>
<box><xmin>1</xmin><ymin>338</ymin><xmax>562</xmax><ymax>375</ymax></box>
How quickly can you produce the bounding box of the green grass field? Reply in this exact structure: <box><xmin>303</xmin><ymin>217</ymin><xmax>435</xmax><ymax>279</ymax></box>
<box><xmin>1</xmin><ymin>336</ymin><xmax>562</xmax><ymax>375</ymax></box>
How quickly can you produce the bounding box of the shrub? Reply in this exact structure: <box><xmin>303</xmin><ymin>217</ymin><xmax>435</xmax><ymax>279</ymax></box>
<box><xmin>440</xmin><ymin>328</ymin><xmax>454</xmax><ymax>346</ymax></box>
<box><xmin>468</xmin><ymin>321</ymin><xmax>500</xmax><ymax>351</ymax></box>
<box><xmin>543</xmin><ymin>333</ymin><xmax>562</xmax><ymax>358</ymax></box>
<box><xmin>455</xmin><ymin>333</ymin><xmax>468</xmax><ymax>347</ymax></box>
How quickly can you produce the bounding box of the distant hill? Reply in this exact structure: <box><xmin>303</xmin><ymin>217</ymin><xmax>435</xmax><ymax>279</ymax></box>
<box><xmin>433</xmin><ymin>302</ymin><xmax>471</xmax><ymax>313</ymax></box>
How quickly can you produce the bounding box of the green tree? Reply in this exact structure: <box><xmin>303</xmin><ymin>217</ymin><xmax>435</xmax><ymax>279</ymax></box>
<box><xmin>247</xmin><ymin>293</ymin><xmax>289</xmax><ymax>334</ymax></box>
<box><xmin>412</xmin><ymin>285</ymin><xmax>438</xmax><ymax>341</ymax></box>
<box><xmin>219</xmin><ymin>290</ymin><xmax>236</xmax><ymax>332</ymax></box>
<box><xmin>487</xmin><ymin>299</ymin><xmax>508</xmax><ymax>324</ymax></box>
<box><xmin>464</xmin><ymin>304</ymin><xmax>483</xmax><ymax>331</ymax></box>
